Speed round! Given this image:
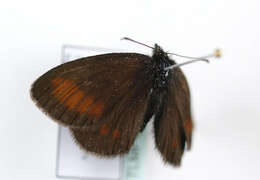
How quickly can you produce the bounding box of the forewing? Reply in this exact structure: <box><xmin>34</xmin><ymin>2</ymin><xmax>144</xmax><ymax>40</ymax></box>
<box><xmin>31</xmin><ymin>53</ymin><xmax>152</xmax><ymax>129</ymax></box>
<box><xmin>154</xmin><ymin>68</ymin><xmax>193</xmax><ymax>166</ymax></box>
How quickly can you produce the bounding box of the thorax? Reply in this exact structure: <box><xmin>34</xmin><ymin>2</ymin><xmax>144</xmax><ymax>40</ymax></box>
<box><xmin>152</xmin><ymin>54</ymin><xmax>173</xmax><ymax>90</ymax></box>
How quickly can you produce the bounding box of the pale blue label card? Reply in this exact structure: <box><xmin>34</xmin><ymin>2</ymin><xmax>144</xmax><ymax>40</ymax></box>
<box><xmin>123</xmin><ymin>129</ymin><xmax>147</xmax><ymax>180</ymax></box>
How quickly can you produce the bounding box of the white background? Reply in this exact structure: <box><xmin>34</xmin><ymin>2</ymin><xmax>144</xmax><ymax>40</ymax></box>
<box><xmin>1</xmin><ymin>0</ymin><xmax>260</xmax><ymax>180</ymax></box>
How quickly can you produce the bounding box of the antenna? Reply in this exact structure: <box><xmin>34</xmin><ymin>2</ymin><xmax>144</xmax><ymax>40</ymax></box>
<box><xmin>165</xmin><ymin>59</ymin><xmax>209</xmax><ymax>70</ymax></box>
<box><xmin>121</xmin><ymin>37</ymin><xmax>154</xmax><ymax>49</ymax></box>
<box><xmin>121</xmin><ymin>37</ymin><xmax>222</xmax><ymax>69</ymax></box>
<box><xmin>165</xmin><ymin>49</ymin><xmax>222</xmax><ymax>70</ymax></box>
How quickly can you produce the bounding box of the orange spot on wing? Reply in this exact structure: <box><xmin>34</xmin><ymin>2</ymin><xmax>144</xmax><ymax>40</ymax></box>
<box><xmin>77</xmin><ymin>96</ymin><xmax>94</xmax><ymax>114</ymax></box>
<box><xmin>88</xmin><ymin>102</ymin><xmax>104</xmax><ymax>117</ymax></box>
<box><xmin>100</xmin><ymin>124</ymin><xmax>109</xmax><ymax>135</ymax></box>
<box><xmin>52</xmin><ymin>79</ymin><xmax>74</xmax><ymax>98</ymax></box>
<box><xmin>52</xmin><ymin>77</ymin><xmax>63</xmax><ymax>86</ymax></box>
<box><xmin>172</xmin><ymin>139</ymin><xmax>178</xmax><ymax>148</ymax></box>
<box><xmin>51</xmin><ymin>78</ymin><xmax>88</xmax><ymax>111</ymax></box>
<box><xmin>112</xmin><ymin>129</ymin><xmax>120</xmax><ymax>139</ymax></box>
<box><xmin>58</xmin><ymin>85</ymin><xmax>79</xmax><ymax>102</ymax></box>
<box><xmin>184</xmin><ymin>119</ymin><xmax>193</xmax><ymax>134</ymax></box>
<box><xmin>65</xmin><ymin>90</ymin><xmax>84</xmax><ymax>109</ymax></box>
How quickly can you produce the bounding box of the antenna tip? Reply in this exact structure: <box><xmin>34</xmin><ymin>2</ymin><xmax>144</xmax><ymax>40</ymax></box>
<box><xmin>203</xmin><ymin>59</ymin><xmax>210</xmax><ymax>63</ymax></box>
<box><xmin>213</xmin><ymin>48</ymin><xmax>222</xmax><ymax>58</ymax></box>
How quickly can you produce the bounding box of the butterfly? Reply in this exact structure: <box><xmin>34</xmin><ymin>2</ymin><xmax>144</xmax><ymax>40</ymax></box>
<box><xmin>30</xmin><ymin>37</ymin><xmax>220</xmax><ymax>166</ymax></box>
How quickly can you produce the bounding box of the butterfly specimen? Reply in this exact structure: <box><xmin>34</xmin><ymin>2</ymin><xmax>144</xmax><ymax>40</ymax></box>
<box><xmin>30</xmin><ymin>37</ymin><xmax>221</xmax><ymax>166</ymax></box>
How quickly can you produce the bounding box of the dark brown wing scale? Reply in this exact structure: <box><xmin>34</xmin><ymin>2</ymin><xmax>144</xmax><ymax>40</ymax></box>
<box><xmin>31</xmin><ymin>53</ymin><xmax>152</xmax><ymax>127</ymax></box>
<box><xmin>153</xmin><ymin>68</ymin><xmax>192</xmax><ymax>166</ymax></box>
<box><xmin>69</xmin><ymin>56</ymin><xmax>153</xmax><ymax>155</ymax></box>
<box><xmin>70</xmin><ymin>75</ymin><xmax>151</xmax><ymax>155</ymax></box>
<box><xmin>31</xmin><ymin>53</ymin><xmax>154</xmax><ymax>155</ymax></box>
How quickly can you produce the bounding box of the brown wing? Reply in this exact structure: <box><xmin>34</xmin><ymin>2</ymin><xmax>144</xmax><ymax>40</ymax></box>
<box><xmin>31</xmin><ymin>53</ymin><xmax>153</xmax><ymax>130</ymax></box>
<box><xmin>154</xmin><ymin>68</ymin><xmax>193</xmax><ymax>166</ymax></box>
<box><xmin>70</xmin><ymin>77</ymin><xmax>151</xmax><ymax>155</ymax></box>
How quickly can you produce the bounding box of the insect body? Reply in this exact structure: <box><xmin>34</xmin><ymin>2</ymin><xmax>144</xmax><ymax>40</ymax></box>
<box><xmin>31</xmin><ymin>38</ymin><xmax>220</xmax><ymax>166</ymax></box>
